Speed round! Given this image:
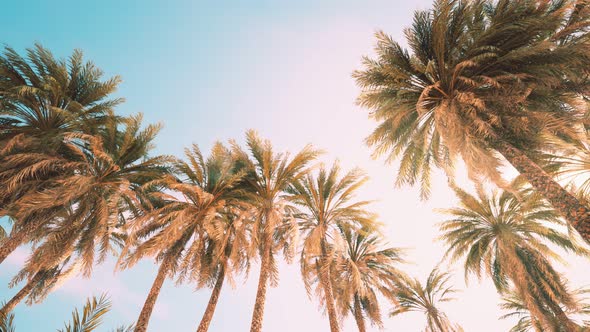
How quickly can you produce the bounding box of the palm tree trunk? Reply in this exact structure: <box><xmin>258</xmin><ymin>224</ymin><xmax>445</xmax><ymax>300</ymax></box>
<box><xmin>0</xmin><ymin>272</ymin><xmax>43</xmax><ymax>316</ymax></box>
<box><xmin>0</xmin><ymin>218</ymin><xmax>44</xmax><ymax>264</ymax></box>
<box><xmin>249</xmin><ymin>232</ymin><xmax>272</xmax><ymax>332</ymax></box>
<box><xmin>135</xmin><ymin>256</ymin><xmax>171</xmax><ymax>332</ymax></box>
<box><xmin>319</xmin><ymin>241</ymin><xmax>340</xmax><ymax>332</ymax></box>
<box><xmin>196</xmin><ymin>264</ymin><xmax>226</xmax><ymax>332</ymax></box>
<box><xmin>353</xmin><ymin>295</ymin><xmax>366</xmax><ymax>332</ymax></box>
<box><xmin>493</xmin><ymin>140</ymin><xmax>590</xmax><ymax>243</ymax></box>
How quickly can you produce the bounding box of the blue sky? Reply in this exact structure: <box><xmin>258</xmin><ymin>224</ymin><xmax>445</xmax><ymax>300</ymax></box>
<box><xmin>2</xmin><ymin>1</ymin><xmax>589</xmax><ymax>331</ymax></box>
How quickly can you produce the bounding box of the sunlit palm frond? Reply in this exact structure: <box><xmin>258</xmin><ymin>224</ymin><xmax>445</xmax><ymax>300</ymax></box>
<box><xmin>57</xmin><ymin>294</ymin><xmax>111</xmax><ymax>332</ymax></box>
<box><xmin>0</xmin><ymin>310</ymin><xmax>15</xmax><ymax>332</ymax></box>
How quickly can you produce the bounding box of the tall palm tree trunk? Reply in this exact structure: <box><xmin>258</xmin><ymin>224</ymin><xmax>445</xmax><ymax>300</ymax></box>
<box><xmin>196</xmin><ymin>264</ymin><xmax>226</xmax><ymax>332</ymax></box>
<box><xmin>353</xmin><ymin>295</ymin><xmax>367</xmax><ymax>332</ymax></box>
<box><xmin>250</xmin><ymin>232</ymin><xmax>272</xmax><ymax>332</ymax></box>
<box><xmin>0</xmin><ymin>272</ymin><xmax>43</xmax><ymax>316</ymax></box>
<box><xmin>0</xmin><ymin>218</ymin><xmax>44</xmax><ymax>264</ymax></box>
<box><xmin>319</xmin><ymin>242</ymin><xmax>340</xmax><ymax>332</ymax></box>
<box><xmin>135</xmin><ymin>256</ymin><xmax>171</xmax><ymax>332</ymax></box>
<box><xmin>493</xmin><ymin>140</ymin><xmax>590</xmax><ymax>243</ymax></box>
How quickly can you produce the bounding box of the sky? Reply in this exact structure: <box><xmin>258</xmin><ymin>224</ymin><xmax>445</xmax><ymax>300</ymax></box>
<box><xmin>1</xmin><ymin>1</ymin><xmax>589</xmax><ymax>331</ymax></box>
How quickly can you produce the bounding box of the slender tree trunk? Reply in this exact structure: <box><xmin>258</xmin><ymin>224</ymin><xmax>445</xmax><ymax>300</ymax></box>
<box><xmin>0</xmin><ymin>218</ymin><xmax>44</xmax><ymax>264</ymax></box>
<box><xmin>493</xmin><ymin>140</ymin><xmax>590</xmax><ymax>243</ymax></box>
<box><xmin>196</xmin><ymin>264</ymin><xmax>226</xmax><ymax>332</ymax></box>
<box><xmin>353</xmin><ymin>295</ymin><xmax>366</xmax><ymax>332</ymax></box>
<box><xmin>0</xmin><ymin>272</ymin><xmax>43</xmax><ymax>316</ymax></box>
<box><xmin>135</xmin><ymin>257</ymin><xmax>171</xmax><ymax>332</ymax></box>
<box><xmin>250</xmin><ymin>232</ymin><xmax>272</xmax><ymax>332</ymax></box>
<box><xmin>319</xmin><ymin>241</ymin><xmax>340</xmax><ymax>332</ymax></box>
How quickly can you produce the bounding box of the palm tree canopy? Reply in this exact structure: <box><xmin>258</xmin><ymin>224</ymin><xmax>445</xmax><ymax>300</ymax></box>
<box><xmin>0</xmin><ymin>44</ymin><xmax>123</xmax><ymax>211</ymax></box>
<box><xmin>231</xmin><ymin>129</ymin><xmax>321</xmax><ymax>280</ymax></box>
<box><xmin>354</xmin><ymin>0</ymin><xmax>590</xmax><ymax>198</ymax></box>
<box><xmin>289</xmin><ymin>162</ymin><xmax>374</xmax><ymax>291</ymax></box>
<box><xmin>11</xmin><ymin>114</ymin><xmax>169</xmax><ymax>278</ymax></box>
<box><xmin>198</xmin><ymin>206</ymin><xmax>254</xmax><ymax>288</ymax></box>
<box><xmin>121</xmin><ymin>142</ymin><xmax>247</xmax><ymax>284</ymax></box>
<box><xmin>439</xmin><ymin>182</ymin><xmax>586</xmax><ymax>290</ymax></box>
<box><xmin>332</xmin><ymin>226</ymin><xmax>406</xmax><ymax>327</ymax></box>
<box><xmin>0</xmin><ymin>44</ymin><xmax>121</xmax><ymax>146</ymax></box>
<box><xmin>391</xmin><ymin>268</ymin><xmax>461</xmax><ymax>332</ymax></box>
<box><xmin>439</xmin><ymin>181</ymin><xmax>588</xmax><ymax>328</ymax></box>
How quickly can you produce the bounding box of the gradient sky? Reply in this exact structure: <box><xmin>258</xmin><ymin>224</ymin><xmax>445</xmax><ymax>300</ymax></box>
<box><xmin>2</xmin><ymin>1</ymin><xmax>589</xmax><ymax>331</ymax></box>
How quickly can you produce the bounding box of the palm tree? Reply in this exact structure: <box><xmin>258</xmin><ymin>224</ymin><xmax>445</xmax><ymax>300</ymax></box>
<box><xmin>391</xmin><ymin>268</ymin><xmax>460</xmax><ymax>332</ymax></box>
<box><xmin>231</xmin><ymin>130</ymin><xmax>320</xmax><ymax>332</ymax></box>
<box><xmin>500</xmin><ymin>287</ymin><xmax>590</xmax><ymax>332</ymax></box>
<box><xmin>11</xmin><ymin>115</ymin><xmax>167</xmax><ymax>274</ymax></box>
<box><xmin>331</xmin><ymin>226</ymin><xmax>406</xmax><ymax>332</ymax></box>
<box><xmin>0</xmin><ymin>44</ymin><xmax>122</xmax><ymax>263</ymax></box>
<box><xmin>195</xmin><ymin>205</ymin><xmax>254</xmax><ymax>332</ymax></box>
<box><xmin>120</xmin><ymin>143</ymin><xmax>247</xmax><ymax>332</ymax></box>
<box><xmin>439</xmin><ymin>183</ymin><xmax>587</xmax><ymax>330</ymax></box>
<box><xmin>354</xmin><ymin>0</ymin><xmax>590</xmax><ymax>243</ymax></box>
<box><xmin>0</xmin><ymin>115</ymin><xmax>167</xmax><ymax>315</ymax></box>
<box><xmin>288</xmin><ymin>162</ymin><xmax>372</xmax><ymax>332</ymax></box>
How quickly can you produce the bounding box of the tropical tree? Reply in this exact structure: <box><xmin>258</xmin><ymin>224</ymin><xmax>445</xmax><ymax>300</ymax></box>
<box><xmin>0</xmin><ymin>44</ymin><xmax>123</xmax><ymax>263</ymax></box>
<box><xmin>391</xmin><ymin>268</ymin><xmax>460</xmax><ymax>332</ymax></box>
<box><xmin>439</xmin><ymin>183</ymin><xmax>587</xmax><ymax>331</ymax></box>
<box><xmin>331</xmin><ymin>226</ymin><xmax>406</xmax><ymax>332</ymax></box>
<box><xmin>120</xmin><ymin>143</ymin><xmax>247</xmax><ymax>332</ymax></box>
<box><xmin>500</xmin><ymin>287</ymin><xmax>590</xmax><ymax>332</ymax></box>
<box><xmin>195</xmin><ymin>205</ymin><xmax>254</xmax><ymax>332</ymax></box>
<box><xmin>288</xmin><ymin>162</ymin><xmax>372</xmax><ymax>332</ymax></box>
<box><xmin>354</xmin><ymin>0</ymin><xmax>590</xmax><ymax>243</ymax></box>
<box><xmin>231</xmin><ymin>130</ymin><xmax>320</xmax><ymax>332</ymax></box>
<box><xmin>0</xmin><ymin>115</ymin><xmax>168</xmax><ymax>315</ymax></box>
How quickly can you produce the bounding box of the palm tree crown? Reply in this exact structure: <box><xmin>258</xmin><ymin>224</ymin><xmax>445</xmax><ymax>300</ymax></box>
<box><xmin>354</xmin><ymin>0</ymin><xmax>590</xmax><ymax>194</ymax></box>
<box><xmin>439</xmin><ymin>182</ymin><xmax>587</xmax><ymax>329</ymax></box>
<box><xmin>354</xmin><ymin>0</ymin><xmax>590</xmax><ymax>244</ymax></box>
<box><xmin>332</xmin><ymin>226</ymin><xmax>406</xmax><ymax>332</ymax></box>
<box><xmin>391</xmin><ymin>268</ymin><xmax>461</xmax><ymax>332</ymax></box>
